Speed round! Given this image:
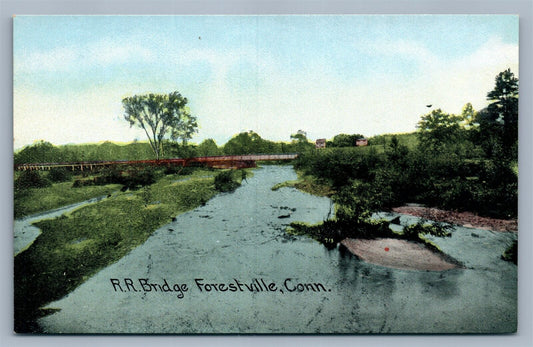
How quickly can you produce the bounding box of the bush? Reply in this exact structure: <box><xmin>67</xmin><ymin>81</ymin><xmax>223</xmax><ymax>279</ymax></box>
<box><xmin>125</xmin><ymin>167</ymin><xmax>158</xmax><ymax>189</ymax></box>
<box><xmin>47</xmin><ymin>167</ymin><xmax>73</xmax><ymax>183</ymax></box>
<box><xmin>73</xmin><ymin>166</ymin><xmax>161</xmax><ymax>190</ymax></box>
<box><xmin>402</xmin><ymin>221</ymin><xmax>452</xmax><ymax>241</ymax></box>
<box><xmin>501</xmin><ymin>240</ymin><xmax>517</xmax><ymax>264</ymax></box>
<box><xmin>15</xmin><ymin>170</ymin><xmax>51</xmax><ymax>190</ymax></box>
<box><xmin>164</xmin><ymin>165</ymin><xmax>195</xmax><ymax>175</ymax></box>
<box><xmin>214</xmin><ymin>170</ymin><xmax>240</xmax><ymax>192</ymax></box>
<box><xmin>72</xmin><ymin>178</ymin><xmax>96</xmax><ymax>188</ymax></box>
<box><xmin>98</xmin><ymin>167</ymin><xmax>124</xmax><ymax>185</ymax></box>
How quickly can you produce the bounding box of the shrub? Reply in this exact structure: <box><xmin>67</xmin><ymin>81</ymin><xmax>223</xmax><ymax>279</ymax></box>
<box><xmin>47</xmin><ymin>167</ymin><xmax>73</xmax><ymax>183</ymax></box>
<box><xmin>125</xmin><ymin>167</ymin><xmax>158</xmax><ymax>188</ymax></box>
<box><xmin>72</xmin><ymin>178</ymin><xmax>96</xmax><ymax>188</ymax></box>
<box><xmin>214</xmin><ymin>170</ymin><xmax>240</xmax><ymax>192</ymax></box>
<box><xmin>402</xmin><ymin>221</ymin><xmax>452</xmax><ymax>241</ymax></box>
<box><xmin>501</xmin><ymin>240</ymin><xmax>517</xmax><ymax>264</ymax></box>
<box><xmin>164</xmin><ymin>165</ymin><xmax>195</xmax><ymax>175</ymax></box>
<box><xmin>15</xmin><ymin>170</ymin><xmax>51</xmax><ymax>190</ymax></box>
<box><xmin>98</xmin><ymin>167</ymin><xmax>124</xmax><ymax>185</ymax></box>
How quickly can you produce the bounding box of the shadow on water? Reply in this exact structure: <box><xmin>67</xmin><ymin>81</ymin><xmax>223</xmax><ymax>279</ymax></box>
<box><xmin>415</xmin><ymin>270</ymin><xmax>461</xmax><ymax>300</ymax></box>
<box><xmin>33</xmin><ymin>166</ymin><xmax>517</xmax><ymax>334</ymax></box>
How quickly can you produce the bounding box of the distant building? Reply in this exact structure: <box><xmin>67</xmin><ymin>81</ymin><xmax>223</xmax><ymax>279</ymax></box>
<box><xmin>355</xmin><ymin>138</ymin><xmax>368</xmax><ymax>146</ymax></box>
<box><xmin>297</xmin><ymin>129</ymin><xmax>307</xmax><ymax>137</ymax></box>
<box><xmin>315</xmin><ymin>138</ymin><xmax>326</xmax><ymax>148</ymax></box>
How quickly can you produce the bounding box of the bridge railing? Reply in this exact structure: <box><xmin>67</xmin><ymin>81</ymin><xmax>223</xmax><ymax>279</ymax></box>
<box><xmin>14</xmin><ymin>153</ymin><xmax>299</xmax><ymax>171</ymax></box>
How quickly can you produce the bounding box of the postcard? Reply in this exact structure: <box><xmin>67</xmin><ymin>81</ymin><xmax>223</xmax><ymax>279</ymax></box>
<box><xmin>13</xmin><ymin>15</ymin><xmax>518</xmax><ymax>334</ymax></box>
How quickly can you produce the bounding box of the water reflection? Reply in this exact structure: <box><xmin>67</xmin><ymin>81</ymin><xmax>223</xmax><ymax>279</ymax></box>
<box><xmin>415</xmin><ymin>269</ymin><xmax>462</xmax><ymax>300</ymax></box>
<box><xmin>37</xmin><ymin>166</ymin><xmax>517</xmax><ymax>334</ymax></box>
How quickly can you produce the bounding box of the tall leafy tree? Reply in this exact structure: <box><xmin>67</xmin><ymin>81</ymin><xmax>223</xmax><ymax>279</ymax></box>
<box><xmin>223</xmin><ymin>131</ymin><xmax>262</xmax><ymax>155</ymax></box>
<box><xmin>197</xmin><ymin>139</ymin><xmax>221</xmax><ymax>157</ymax></box>
<box><xmin>459</xmin><ymin>102</ymin><xmax>478</xmax><ymax>130</ymax></box>
<box><xmin>416</xmin><ymin>109</ymin><xmax>462</xmax><ymax>151</ymax></box>
<box><xmin>486</xmin><ymin>68</ymin><xmax>519</xmax><ymax>157</ymax></box>
<box><xmin>123</xmin><ymin>91</ymin><xmax>198</xmax><ymax>160</ymax></box>
<box><xmin>289</xmin><ymin>132</ymin><xmax>314</xmax><ymax>153</ymax></box>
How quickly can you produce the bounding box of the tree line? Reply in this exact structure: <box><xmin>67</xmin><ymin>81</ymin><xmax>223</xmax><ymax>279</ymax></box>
<box><xmin>294</xmin><ymin>69</ymin><xmax>518</xmax><ymax>220</ymax></box>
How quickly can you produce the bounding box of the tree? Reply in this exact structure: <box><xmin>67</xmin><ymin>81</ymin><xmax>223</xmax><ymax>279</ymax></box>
<box><xmin>14</xmin><ymin>140</ymin><xmax>70</xmax><ymax>164</ymax></box>
<box><xmin>122</xmin><ymin>91</ymin><xmax>198</xmax><ymax>160</ymax></box>
<box><xmin>223</xmin><ymin>131</ymin><xmax>254</xmax><ymax>155</ymax></box>
<box><xmin>327</xmin><ymin>134</ymin><xmax>365</xmax><ymax>148</ymax></box>
<box><xmin>459</xmin><ymin>103</ymin><xmax>478</xmax><ymax>130</ymax></box>
<box><xmin>416</xmin><ymin>109</ymin><xmax>462</xmax><ymax>151</ymax></box>
<box><xmin>486</xmin><ymin>68</ymin><xmax>518</xmax><ymax>157</ymax></box>
<box><xmin>223</xmin><ymin>131</ymin><xmax>281</xmax><ymax>155</ymax></box>
<box><xmin>197</xmin><ymin>139</ymin><xmax>221</xmax><ymax>157</ymax></box>
<box><xmin>289</xmin><ymin>132</ymin><xmax>314</xmax><ymax>153</ymax></box>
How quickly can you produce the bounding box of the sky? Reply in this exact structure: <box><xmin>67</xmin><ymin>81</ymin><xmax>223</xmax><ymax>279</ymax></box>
<box><xmin>13</xmin><ymin>15</ymin><xmax>519</xmax><ymax>150</ymax></box>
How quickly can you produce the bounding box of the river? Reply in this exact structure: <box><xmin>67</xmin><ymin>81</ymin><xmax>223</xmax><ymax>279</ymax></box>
<box><xmin>37</xmin><ymin>165</ymin><xmax>517</xmax><ymax>333</ymax></box>
<box><xmin>14</xmin><ymin>195</ymin><xmax>108</xmax><ymax>256</ymax></box>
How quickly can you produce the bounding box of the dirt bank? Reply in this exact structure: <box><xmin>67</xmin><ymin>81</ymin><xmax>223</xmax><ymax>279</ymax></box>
<box><xmin>341</xmin><ymin>238</ymin><xmax>459</xmax><ymax>271</ymax></box>
<box><xmin>392</xmin><ymin>206</ymin><xmax>517</xmax><ymax>233</ymax></box>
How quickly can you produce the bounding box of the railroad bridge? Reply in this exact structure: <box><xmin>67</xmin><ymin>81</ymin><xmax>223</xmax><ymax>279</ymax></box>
<box><xmin>14</xmin><ymin>153</ymin><xmax>299</xmax><ymax>171</ymax></box>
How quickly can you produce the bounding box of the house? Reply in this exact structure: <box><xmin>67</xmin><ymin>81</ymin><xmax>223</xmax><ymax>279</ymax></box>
<box><xmin>315</xmin><ymin>138</ymin><xmax>326</xmax><ymax>148</ymax></box>
<box><xmin>355</xmin><ymin>138</ymin><xmax>368</xmax><ymax>146</ymax></box>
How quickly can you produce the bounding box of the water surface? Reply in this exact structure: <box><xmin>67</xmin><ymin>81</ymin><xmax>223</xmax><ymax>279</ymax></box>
<box><xmin>14</xmin><ymin>195</ymin><xmax>108</xmax><ymax>255</ymax></box>
<box><xmin>37</xmin><ymin>166</ymin><xmax>517</xmax><ymax>333</ymax></box>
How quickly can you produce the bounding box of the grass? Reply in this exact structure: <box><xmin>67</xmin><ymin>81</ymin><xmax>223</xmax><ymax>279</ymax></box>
<box><xmin>14</xmin><ymin>168</ymin><xmax>220</xmax><ymax>333</ymax></box>
<box><xmin>14</xmin><ymin>180</ymin><xmax>122</xmax><ymax>219</ymax></box>
<box><xmin>271</xmin><ymin>170</ymin><xmax>335</xmax><ymax>197</ymax></box>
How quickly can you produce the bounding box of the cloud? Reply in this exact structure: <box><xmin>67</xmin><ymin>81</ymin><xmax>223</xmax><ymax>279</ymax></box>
<box><xmin>13</xmin><ymin>32</ymin><xmax>519</xmax><ymax>149</ymax></box>
<box><xmin>90</xmin><ymin>39</ymin><xmax>155</xmax><ymax>66</ymax></box>
<box><xmin>191</xmin><ymin>35</ymin><xmax>519</xmax><ymax>143</ymax></box>
<box><xmin>359</xmin><ymin>38</ymin><xmax>439</xmax><ymax>68</ymax></box>
<box><xmin>15</xmin><ymin>39</ymin><xmax>155</xmax><ymax>74</ymax></box>
<box><xmin>17</xmin><ymin>47</ymin><xmax>79</xmax><ymax>72</ymax></box>
<box><xmin>13</xmin><ymin>87</ymin><xmax>146</xmax><ymax>149</ymax></box>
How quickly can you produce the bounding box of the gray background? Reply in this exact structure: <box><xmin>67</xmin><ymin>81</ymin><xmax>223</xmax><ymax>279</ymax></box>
<box><xmin>1</xmin><ymin>0</ymin><xmax>531</xmax><ymax>346</ymax></box>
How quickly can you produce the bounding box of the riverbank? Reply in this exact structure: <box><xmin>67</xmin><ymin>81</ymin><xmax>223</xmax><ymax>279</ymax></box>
<box><xmin>14</xmin><ymin>168</ymin><xmax>240</xmax><ymax>332</ymax></box>
<box><xmin>14</xmin><ymin>180</ymin><xmax>121</xmax><ymax>219</ymax></box>
<box><xmin>392</xmin><ymin>205</ymin><xmax>518</xmax><ymax>232</ymax></box>
<box><xmin>271</xmin><ymin>169</ymin><xmax>335</xmax><ymax>197</ymax></box>
<box><xmin>33</xmin><ymin>165</ymin><xmax>517</xmax><ymax>334</ymax></box>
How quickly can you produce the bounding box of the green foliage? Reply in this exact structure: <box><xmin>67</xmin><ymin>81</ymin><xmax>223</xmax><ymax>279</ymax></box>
<box><xmin>14</xmin><ymin>172</ymin><xmax>217</xmax><ymax>332</ymax></box>
<box><xmin>197</xmin><ymin>139</ymin><xmax>221</xmax><ymax>157</ymax></box>
<box><xmin>484</xmin><ymin>68</ymin><xmax>519</xmax><ymax>159</ymax></box>
<box><xmin>501</xmin><ymin>240</ymin><xmax>517</xmax><ymax>264</ymax></box>
<box><xmin>402</xmin><ymin>221</ymin><xmax>452</xmax><ymax>241</ymax></box>
<box><xmin>289</xmin><ymin>133</ymin><xmax>315</xmax><ymax>153</ymax></box>
<box><xmin>164</xmin><ymin>165</ymin><xmax>196</xmax><ymax>175</ymax></box>
<box><xmin>47</xmin><ymin>167</ymin><xmax>73</xmax><ymax>183</ymax></box>
<box><xmin>15</xmin><ymin>141</ymin><xmax>157</xmax><ymax>164</ymax></box>
<box><xmin>223</xmin><ymin>131</ymin><xmax>283</xmax><ymax>155</ymax></box>
<box><xmin>14</xmin><ymin>170</ymin><xmax>51</xmax><ymax>190</ymax></box>
<box><xmin>122</xmin><ymin>91</ymin><xmax>198</xmax><ymax>159</ymax></box>
<box><xmin>294</xmin><ymin>147</ymin><xmax>385</xmax><ymax>188</ymax></box>
<box><xmin>72</xmin><ymin>166</ymin><xmax>162</xmax><ymax>191</ymax></box>
<box><xmin>460</xmin><ymin>102</ymin><xmax>478</xmax><ymax>130</ymax></box>
<box><xmin>141</xmin><ymin>185</ymin><xmax>153</xmax><ymax>206</ymax></box>
<box><xmin>14</xmin><ymin>141</ymin><xmax>72</xmax><ymax>164</ymax></box>
<box><xmin>214</xmin><ymin>170</ymin><xmax>241</xmax><ymax>192</ymax></box>
<box><xmin>416</xmin><ymin>109</ymin><xmax>464</xmax><ymax>151</ymax></box>
<box><xmin>294</xmin><ymin>71</ymin><xmax>519</xmax><ymax>220</ymax></box>
<box><xmin>368</xmin><ymin>133</ymin><xmax>418</xmax><ymax>150</ymax></box>
<box><xmin>271</xmin><ymin>170</ymin><xmax>335</xmax><ymax>197</ymax></box>
<box><xmin>326</xmin><ymin>133</ymin><xmax>365</xmax><ymax>148</ymax></box>
<box><xmin>14</xmin><ymin>181</ymin><xmax>120</xmax><ymax>219</ymax></box>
